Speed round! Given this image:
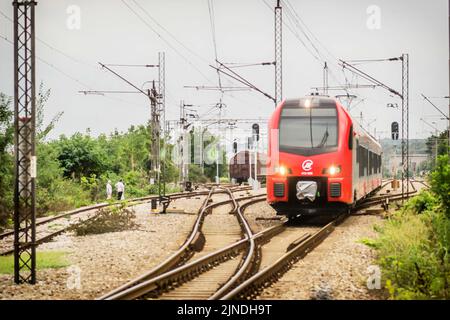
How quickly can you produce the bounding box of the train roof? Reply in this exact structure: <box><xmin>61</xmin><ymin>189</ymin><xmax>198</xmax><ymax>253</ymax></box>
<box><xmin>283</xmin><ymin>95</ymin><xmax>336</xmax><ymax>108</ymax></box>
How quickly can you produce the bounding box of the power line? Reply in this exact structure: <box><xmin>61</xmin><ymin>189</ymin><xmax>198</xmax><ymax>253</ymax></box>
<box><xmin>421</xmin><ymin>93</ymin><xmax>449</xmax><ymax>120</ymax></box>
<box><xmin>131</xmin><ymin>0</ymin><xmax>210</xmax><ymax>65</ymax></box>
<box><xmin>212</xmin><ymin>60</ymin><xmax>276</xmax><ymax>102</ymax></box>
<box><xmin>121</xmin><ymin>0</ymin><xmax>214</xmax><ymax>85</ymax></box>
<box><xmin>222</xmin><ymin>61</ymin><xmax>275</xmax><ymax>68</ymax></box>
<box><xmin>0</xmin><ymin>9</ymin><xmax>97</xmax><ymax>69</ymax></box>
<box><xmin>207</xmin><ymin>0</ymin><xmax>223</xmax><ymax>91</ymax></box>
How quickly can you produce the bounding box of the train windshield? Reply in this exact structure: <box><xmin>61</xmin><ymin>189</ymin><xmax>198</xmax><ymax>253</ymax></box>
<box><xmin>279</xmin><ymin>106</ymin><xmax>338</xmax><ymax>155</ymax></box>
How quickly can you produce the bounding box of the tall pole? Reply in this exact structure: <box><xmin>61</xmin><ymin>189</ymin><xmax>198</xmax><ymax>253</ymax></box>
<box><xmin>323</xmin><ymin>62</ymin><xmax>329</xmax><ymax>95</ymax></box>
<box><xmin>254</xmin><ymin>134</ymin><xmax>258</xmax><ymax>189</ymax></box>
<box><xmin>158</xmin><ymin>52</ymin><xmax>166</xmax><ymax>197</ymax></box>
<box><xmin>274</xmin><ymin>0</ymin><xmax>282</xmax><ymax>106</ymax></box>
<box><xmin>401</xmin><ymin>53</ymin><xmax>410</xmax><ymax>200</ymax></box>
<box><xmin>179</xmin><ymin>101</ymin><xmax>184</xmax><ymax>184</ymax></box>
<box><xmin>13</xmin><ymin>0</ymin><xmax>37</xmax><ymax>284</ymax></box>
<box><xmin>216</xmin><ymin>104</ymin><xmax>221</xmax><ymax>184</ymax></box>
<box><xmin>149</xmin><ymin>81</ymin><xmax>160</xmax><ymax>196</ymax></box>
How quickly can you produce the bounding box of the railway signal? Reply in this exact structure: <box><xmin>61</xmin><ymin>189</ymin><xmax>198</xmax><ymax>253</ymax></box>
<box><xmin>252</xmin><ymin>123</ymin><xmax>260</xmax><ymax>141</ymax></box>
<box><xmin>251</xmin><ymin>124</ymin><xmax>259</xmax><ymax>190</ymax></box>
<box><xmin>391</xmin><ymin>122</ymin><xmax>399</xmax><ymax>140</ymax></box>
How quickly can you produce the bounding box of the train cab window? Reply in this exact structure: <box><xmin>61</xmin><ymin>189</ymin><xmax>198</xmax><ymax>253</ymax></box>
<box><xmin>279</xmin><ymin>105</ymin><xmax>338</xmax><ymax>156</ymax></box>
<box><xmin>348</xmin><ymin>125</ymin><xmax>353</xmax><ymax>150</ymax></box>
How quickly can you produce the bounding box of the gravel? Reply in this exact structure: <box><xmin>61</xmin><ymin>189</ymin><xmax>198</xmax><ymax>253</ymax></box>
<box><xmin>1</xmin><ymin>186</ymin><xmax>388</xmax><ymax>300</ymax></box>
<box><xmin>258</xmin><ymin>214</ymin><xmax>387</xmax><ymax>300</ymax></box>
<box><xmin>0</xmin><ymin>201</ymin><xmax>200</xmax><ymax>300</ymax></box>
<box><xmin>244</xmin><ymin>200</ymin><xmax>282</xmax><ymax>233</ymax></box>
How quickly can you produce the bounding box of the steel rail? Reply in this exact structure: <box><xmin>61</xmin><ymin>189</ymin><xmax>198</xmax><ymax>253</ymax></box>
<box><xmin>0</xmin><ymin>186</ymin><xmax>253</xmax><ymax>256</ymax></box>
<box><xmin>221</xmin><ymin>220</ymin><xmax>335</xmax><ymax>300</ymax></box>
<box><xmin>102</xmin><ymin>196</ymin><xmax>274</xmax><ymax>300</ymax></box>
<box><xmin>99</xmin><ymin>190</ymin><xmax>266</xmax><ymax>300</ymax></box>
<box><xmin>0</xmin><ymin>189</ymin><xmax>214</xmax><ymax>240</ymax></box>
<box><xmin>220</xmin><ymin>181</ymin><xmax>423</xmax><ymax>300</ymax></box>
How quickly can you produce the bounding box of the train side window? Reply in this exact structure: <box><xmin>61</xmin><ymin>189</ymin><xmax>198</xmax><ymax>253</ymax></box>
<box><xmin>348</xmin><ymin>125</ymin><xmax>353</xmax><ymax>150</ymax></box>
<box><xmin>356</xmin><ymin>140</ymin><xmax>359</xmax><ymax>162</ymax></box>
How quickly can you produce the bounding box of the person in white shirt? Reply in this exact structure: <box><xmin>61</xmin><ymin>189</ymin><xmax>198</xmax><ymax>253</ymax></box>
<box><xmin>115</xmin><ymin>179</ymin><xmax>125</xmax><ymax>200</ymax></box>
<box><xmin>106</xmin><ymin>180</ymin><xmax>112</xmax><ymax>200</ymax></box>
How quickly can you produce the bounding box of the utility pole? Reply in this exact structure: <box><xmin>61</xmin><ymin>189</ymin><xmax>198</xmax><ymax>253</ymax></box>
<box><xmin>216</xmin><ymin>102</ymin><xmax>224</xmax><ymax>184</ymax></box>
<box><xmin>421</xmin><ymin>118</ymin><xmax>441</xmax><ymax>167</ymax></box>
<box><xmin>179</xmin><ymin>101</ymin><xmax>194</xmax><ymax>186</ymax></box>
<box><xmin>340</xmin><ymin>55</ymin><xmax>409</xmax><ymax>201</ymax></box>
<box><xmin>149</xmin><ymin>81</ymin><xmax>160</xmax><ymax>192</ymax></box>
<box><xmin>401</xmin><ymin>53</ymin><xmax>409</xmax><ymax>198</ymax></box>
<box><xmin>274</xmin><ymin>0</ymin><xmax>282</xmax><ymax>106</ymax></box>
<box><xmin>13</xmin><ymin>0</ymin><xmax>37</xmax><ymax>284</ymax></box>
<box><xmin>96</xmin><ymin>51</ymin><xmax>166</xmax><ymax>200</ymax></box>
<box><xmin>158</xmin><ymin>52</ymin><xmax>166</xmax><ymax>196</ymax></box>
<box><xmin>323</xmin><ymin>62</ymin><xmax>329</xmax><ymax>95</ymax></box>
<box><xmin>421</xmin><ymin>93</ymin><xmax>450</xmax><ymax>158</ymax></box>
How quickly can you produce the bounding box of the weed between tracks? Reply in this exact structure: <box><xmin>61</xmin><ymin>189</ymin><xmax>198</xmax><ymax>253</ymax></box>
<box><xmin>70</xmin><ymin>202</ymin><xmax>138</xmax><ymax>236</ymax></box>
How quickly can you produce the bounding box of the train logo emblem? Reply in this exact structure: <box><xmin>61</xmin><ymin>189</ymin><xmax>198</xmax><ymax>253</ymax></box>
<box><xmin>302</xmin><ymin>159</ymin><xmax>313</xmax><ymax>171</ymax></box>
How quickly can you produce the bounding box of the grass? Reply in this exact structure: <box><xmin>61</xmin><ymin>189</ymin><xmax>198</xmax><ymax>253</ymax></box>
<box><xmin>0</xmin><ymin>251</ymin><xmax>69</xmax><ymax>274</ymax></box>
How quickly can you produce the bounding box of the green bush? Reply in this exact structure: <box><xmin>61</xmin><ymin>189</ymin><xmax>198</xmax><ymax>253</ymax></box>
<box><xmin>37</xmin><ymin>178</ymin><xmax>91</xmax><ymax>216</ymax></box>
<box><xmin>372</xmin><ymin>209</ymin><xmax>449</xmax><ymax>299</ymax></box>
<box><xmin>404</xmin><ymin>190</ymin><xmax>438</xmax><ymax>214</ymax></box>
<box><xmin>366</xmin><ymin>158</ymin><xmax>450</xmax><ymax>299</ymax></box>
<box><xmin>430</xmin><ymin>155</ymin><xmax>450</xmax><ymax>216</ymax></box>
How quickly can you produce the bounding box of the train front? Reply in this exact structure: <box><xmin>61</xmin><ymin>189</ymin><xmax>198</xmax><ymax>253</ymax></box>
<box><xmin>266</xmin><ymin>96</ymin><xmax>353</xmax><ymax>217</ymax></box>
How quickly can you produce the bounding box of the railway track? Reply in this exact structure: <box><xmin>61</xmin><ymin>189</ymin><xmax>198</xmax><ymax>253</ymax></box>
<box><xmin>98</xmin><ymin>186</ymin><xmax>266</xmax><ymax>300</ymax></box>
<box><xmin>99</xmin><ymin>180</ymin><xmax>425</xmax><ymax>300</ymax></box>
<box><xmin>222</xmin><ymin>181</ymin><xmax>425</xmax><ymax>300</ymax></box>
<box><xmin>0</xmin><ymin>185</ymin><xmax>253</xmax><ymax>256</ymax></box>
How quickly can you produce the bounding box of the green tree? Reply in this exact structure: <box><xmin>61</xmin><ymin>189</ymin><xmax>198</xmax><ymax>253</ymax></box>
<box><xmin>56</xmin><ymin>133</ymin><xmax>107</xmax><ymax>179</ymax></box>
<box><xmin>0</xmin><ymin>94</ymin><xmax>14</xmax><ymax>229</ymax></box>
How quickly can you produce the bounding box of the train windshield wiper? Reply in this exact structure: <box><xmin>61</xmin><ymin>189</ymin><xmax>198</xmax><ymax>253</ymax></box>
<box><xmin>316</xmin><ymin>127</ymin><xmax>329</xmax><ymax>148</ymax></box>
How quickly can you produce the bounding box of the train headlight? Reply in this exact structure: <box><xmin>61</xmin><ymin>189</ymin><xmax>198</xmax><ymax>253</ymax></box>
<box><xmin>275</xmin><ymin>165</ymin><xmax>288</xmax><ymax>176</ymax></box>
<box><xmin>304</xmin><ymin>99</ymin><xmax>311</xmax><ymax>108</ymax></box>
<box><xmin>324</xmin><ymin>165</ymin><xmax>341</xmax><ymax>175</ymax></box>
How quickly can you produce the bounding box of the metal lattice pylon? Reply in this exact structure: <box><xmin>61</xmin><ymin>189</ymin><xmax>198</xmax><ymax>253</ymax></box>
<box><xmin>13</xmin><ymin>0</ymin><xmax>37</xmax><ymax>284</ymax></box>
<box><xmin>274</xmin><ymin>0</ymin><xmax>282</xmax><ymax>106</ymax></box>
<box><xmin>158</xmin><ymin>52</ymin><xmax>165</xmax><ymax>196</ymax></box>
<box><xmin>401</xmin><ymin>53</ymin><xmax>409</xmax><ymax>200</ymax></box>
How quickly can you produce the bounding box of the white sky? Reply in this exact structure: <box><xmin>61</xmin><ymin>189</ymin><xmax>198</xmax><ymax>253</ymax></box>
<box><xmin>0</xmin><ymin>0</ymin><xmax>448</xmax><ymax>141</ymax></box>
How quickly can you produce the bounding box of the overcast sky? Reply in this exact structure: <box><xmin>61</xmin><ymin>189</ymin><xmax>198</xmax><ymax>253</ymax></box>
<box><xmin>0</xmin><ymin>0</ymin><xmax>448</xmax><ymax>142</ymax></box>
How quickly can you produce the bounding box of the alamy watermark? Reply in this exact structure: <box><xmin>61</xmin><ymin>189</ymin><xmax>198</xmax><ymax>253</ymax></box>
<box><xmin>366</xmin><ymin>5</ymin><xmax>381</xmax><ymax>30</ymax></box>
<box><xmin>66</xmin><ymin>265</ymin><xmax>82</xmax><ymax>290</ymax></box>
<box><xmin>66</xmin><ymin>5</ymin><xmax>81</xmax><ymax>30</ymax></box>
<box><xmin>366</xmin><ymin>265</ymin><xmax>381</xmax><ymax>290</ymax></box>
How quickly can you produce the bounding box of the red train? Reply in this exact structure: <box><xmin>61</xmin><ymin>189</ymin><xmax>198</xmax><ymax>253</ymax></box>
<box><xmin>266</xmin><ymin>95</ymin><xmax>382</xmax><ymax>217</ymax></box>
<box><xmin>229</xmin><ymin>151</ymin><xmax>267</xmax><ymax>184</ymax></box>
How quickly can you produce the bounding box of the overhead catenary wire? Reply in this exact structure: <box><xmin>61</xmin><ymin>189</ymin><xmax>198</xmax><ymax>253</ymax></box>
<box><xmin>128</xmin><ymin>0</ymin><xmax>254</xmax><ymax>108</ymax></box>
<box><xmin>121</xmin><ymin>0</ymin><xmax>214</xmax><ymax>85</ymax></box>
<box><xmin>207</xmin><ymin>0</ymin><xmax>223</xmax><ymax>92</ymax></box>
<box><xmin>212</xmin><ymin>60</ymin><xmax>275</xmax><ymax>102</ymax></box>
<box><xmin>0</xmin><ymin>21</ymin><xmax>144</xmax><ymax>108</ymax></box>
<box><xmin>0</xmin><ymin>9</ymin><xmax>98</xmax><ymax>70</ymax></box>
<box><xmin>131</xmin><ymin>0</ymin><xmax>211</xmax><ymax>65</ymax></box>
<box><xmin>260</xmin><ymin>0</ymin><xmax>353</xmax><ymax>99</ymax></box>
